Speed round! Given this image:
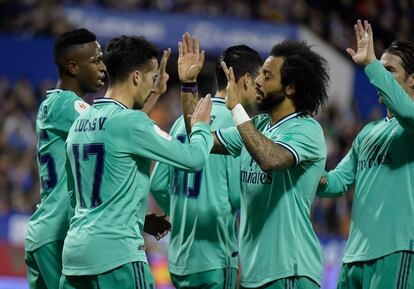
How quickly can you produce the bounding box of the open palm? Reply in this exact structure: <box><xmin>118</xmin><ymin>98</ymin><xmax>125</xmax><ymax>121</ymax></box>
<box><xmin>178</xmin><ymin>32</ymin><xmax>205</xmax><ymax>82</ymax></box>
<box><xmin>346</xmin><ymin>19</ymin><xmax>376</xmax><ymax>66</ymax></box>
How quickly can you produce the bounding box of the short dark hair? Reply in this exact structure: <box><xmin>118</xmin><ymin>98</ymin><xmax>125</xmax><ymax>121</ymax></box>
<box><xmin>384</xmin><ymin>41</ymin><xmax>414</xmax><ymax>75</ymax></box>
<box><xmin>54</xmin><ymin>28</ymin><xmax>96</xmax><ymax>72</ymax></box>
<box><xmin>215</xmin><ymin>45</ymin><xmax>263</xmax><ymax>91</ymax></box>
<box><xmin>270</xmin><ymin>40</ymin><xmax>329</xmax><ymax>115</ymax></box>
<box><xmin>103</xmin><ymin>36</ymin><xmax>158</xmax><ymax>84</ymax></box>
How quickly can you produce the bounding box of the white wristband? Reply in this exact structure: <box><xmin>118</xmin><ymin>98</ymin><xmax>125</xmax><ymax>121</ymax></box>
<box><xmin>231</xmin><ymin>103</ymin><xmax>251</xmax><ymax>126</ymax></box>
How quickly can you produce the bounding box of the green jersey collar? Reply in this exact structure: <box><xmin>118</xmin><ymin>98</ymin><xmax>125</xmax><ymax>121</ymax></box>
<box><xmin>212</xmin><ymin>97</ymin><xmax>226</xmax><ymax>104</ymax></box>
<box><xmin>93</xmin><ymin>98</ymin><xmax>128</xmax><ymax>109</ymax></box>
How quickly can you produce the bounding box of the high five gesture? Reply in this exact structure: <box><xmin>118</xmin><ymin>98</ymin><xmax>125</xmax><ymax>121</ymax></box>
<box><xmin>346</xmin><ymin>19</ymin><xmax>376</xmax><ymax>66</ymax></box>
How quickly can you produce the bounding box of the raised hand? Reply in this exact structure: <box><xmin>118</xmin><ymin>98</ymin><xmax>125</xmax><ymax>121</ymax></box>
<box><xmin>221</xmin><ymin>61</ymin><xmax>241</xmax><ymax>110</ymax></box>
<box><xmin>346</xmin><ymin>19</ymin><xmax>376</xmax><ymax>66</ymax></box>
<box><xmin>191</xmin><ymin>94</ymin><xmax>212</xmax><ymax>126</ymax></box>
<box><xmin>178</xmin><ymin>32</ymin><xmax>205</xmax><ymax>83</ymax></box>
<box><xmin>143</xmin><ymin>213</ymin><xmax>172</xmax><ymax>241</ymax></box>
<box><xmin>152</xmin><ymin>48</ymin><xmax>171</xmax><ymax>95</ymax></box>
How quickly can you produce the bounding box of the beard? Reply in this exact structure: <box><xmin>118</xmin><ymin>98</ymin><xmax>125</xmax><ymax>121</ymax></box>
<box><xmin>257</xmin><ymin>89</ymin><xmax>286</xmax><ymax>112</ymax></box>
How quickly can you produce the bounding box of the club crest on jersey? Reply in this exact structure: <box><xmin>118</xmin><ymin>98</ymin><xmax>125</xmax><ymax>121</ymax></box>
<box><xmin>74</xmin><ymin>100</ymin><xmax>90</xmax><ymax>114</ymax></box>
<box><xmin>154</xmin><ymin>125</ymin><xmax>172</xmax><ymax>141</ymax></box>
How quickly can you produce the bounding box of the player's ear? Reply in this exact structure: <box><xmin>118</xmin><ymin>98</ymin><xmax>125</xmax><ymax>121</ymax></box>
<box><xmin>132</xmin><ymin>70</ymin><xmax>142</xmax><ymax>86</ymax></box>
<box><xmin>407</xmin><ymin>73</ymin><xmax>414</xmax><ymax>90</ymax></box>
<box><xmin>244</xmin><ymin>73</ymin><xmax>252</xmax><ymax>91</ymax></box>
<box><xmin>67</xmin><ymin>61</ymin><xmax>79</xmax><ymax>77</ymax></box>
<box><xmin>285</xmin><ymin>84</ymin><xmax>295</xmax><ymax>98</ymax></box>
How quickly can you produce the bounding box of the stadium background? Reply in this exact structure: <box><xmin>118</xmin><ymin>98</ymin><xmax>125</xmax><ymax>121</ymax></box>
<box><xmin>0</xmin><ymin>0</ymin><xmax>411</xmax><ymax>288</ymax></box>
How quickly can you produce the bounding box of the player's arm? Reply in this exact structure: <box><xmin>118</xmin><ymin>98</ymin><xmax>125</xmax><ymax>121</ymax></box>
<box><xmin>142</xmin><ymin>49</ymin><xmax>171</xmax><ymax>114</ymax></box>
<box><xmin>130</xmin><ymin>96</ymin><xmax>213</xmax><ymax>171</ymax></box>
<box><xmin>317</xmin><ymin>145</ymin><xmax>358</xmax><ymax>197</ymax></box>
<box><xmin>235</xmin><ymin>121</ymin><xmax>294</xmax><ymax>171</ymax></box>
<box><xmin>211</xmin><ymin>132</ymin><xmax>231</xmax><ymax>154</ymax></box>
<box><xmin>346</xmin><ymin>19</ymin><xmax>414</xmax><ymax>132</ymax></box>
<box><xmin>178</xmin><ymin>32</ymin><xmax>205</xmax><ymax>137</ymax></box>
<box><xmin>365</xmin><ymin>61</ymin><xmax>414</xmax><ymax>132</ymax></box>
<box><xmin>150</xmin><ymin>161</ymin><xmax>171</xmax><ymax>214</ymax></box>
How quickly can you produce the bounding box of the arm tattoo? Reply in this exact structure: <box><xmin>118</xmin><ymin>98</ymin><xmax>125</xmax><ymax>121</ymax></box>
<box><xmin>181</xmin><ymin>91</ymin><xmax>199</xmax><ymax>138</ymax></box>
<box><xmin>237</xmin><ymin>121</ymin><xmax>294</xmax><ymax>171</ymax></box>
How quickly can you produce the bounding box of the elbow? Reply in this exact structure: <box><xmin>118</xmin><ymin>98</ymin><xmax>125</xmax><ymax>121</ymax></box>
<box><xmin>257</xmin><ymin>159</ymin><xmax>276</xmax><ymax>172</ymax></box>
<box><xmin>187</xmin><ymin>157</ymin><xmax>206</xmax><ymax>171</ymax></box>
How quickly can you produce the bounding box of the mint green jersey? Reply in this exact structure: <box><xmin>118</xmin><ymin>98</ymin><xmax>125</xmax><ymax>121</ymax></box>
<box><xmin>216</xmin><ymin>112</ymin><xmax>326</xmax><ymax>287</ymax></box>
<box><xmin>63</xmin><ymin>98</ymin><xmax>213</xmax><ymax>276</ymax></box>
<box><xmin>150</xmin><ymin>97</ymin><xmax>240</xmax><ymax>276</ymax></box>
<box><xmin>26</xmin><ymin>89</ymin><xmax>89</xmax><ymax>252</ymax></box>
<box><xmin>317</xmin><ymin>60</ymin><xmax>414</xmax><ymax>263</ymax></box>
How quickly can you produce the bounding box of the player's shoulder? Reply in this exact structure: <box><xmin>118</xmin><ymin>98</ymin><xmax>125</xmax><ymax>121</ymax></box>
<box><xmin>356</xmin><ymin>118</ymin><xmax>383</xmax><ymax>139</ymax></box>
<box><xmin>118</xmin><ymin>108</ymin><xmax>155</xmax><ymax>129</ymax></box>
<box><xmin>290</xmin><ymin>113</ymin><xmax>323</xmax><ymax>131</ymax></box>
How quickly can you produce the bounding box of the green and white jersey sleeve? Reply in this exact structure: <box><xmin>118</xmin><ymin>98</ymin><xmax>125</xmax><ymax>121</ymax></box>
<box><xmin>63</xmin><ymin>98</ymin><xmax>213</xmax><ymax>276</ymax></box>
<box><xmin>25</xmin><ymin>89</ymin><xmax>89</xmax><ymax>252</ymax></box>
<box><xmin>150</xmin><ymin>98</ymin><xmax>241</xmax><ymax>276</ymax></box>
<box><xmin>365</xmin><ymin>60</ymin><xmax>414</xmax><ymax>132</ymax></box>
<box><xmin>217</xmin><ymin>112</ymin><xmax>326</xmax><ymax>287</ymax></box>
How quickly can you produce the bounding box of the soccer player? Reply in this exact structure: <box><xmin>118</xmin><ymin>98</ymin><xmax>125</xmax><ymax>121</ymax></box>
<box><xmin>25</xmin><ymin>28</ymin><xmax>106</xmax><ymax>289</ymax></box>
<box><xmin>317</xmin><ymin>19</ymin><xmax>414</xmax><ymax>289</ymax></box>
<box><xmin>213</xmin><ymin>41</ymin><xmax>330</xmax><ymax>288</ymax></box>
<box><xmin>60</xmin><ymin>35</ymin><xmax>214</xmax><ymax>289</ymax></box>
<box><xmin>151</xmin><ymin>33</ymin><xmax>263</xmax><ymax>289</ymax></box>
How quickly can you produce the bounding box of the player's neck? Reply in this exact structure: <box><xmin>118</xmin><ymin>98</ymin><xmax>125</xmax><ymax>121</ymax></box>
<box><xmin>105</xmin><ymin>85</ymin><xmax>134</xmax><ymax>109</ymax></box>
<box><xmin>269</xmin><ymin>99</ymin><xmax>296</xmax><ymax>125</ymax></box>
<box><xmin>56</xmin><ymin>78</ymin><xmax>85</xmax><ymax>98</ymax></box>
<box><xmin>216</xmin><ymin>90</ymin><xmax>226</xmax><ymax>99</ymax></box>
<box><xmin>386</xmin><ymin>109</ymin><xmax>394</xmax><ymax>119</ymax></box>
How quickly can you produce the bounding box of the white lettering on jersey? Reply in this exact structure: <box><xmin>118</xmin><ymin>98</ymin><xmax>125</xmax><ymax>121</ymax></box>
<box><xmin>153</xmin><ymin>125</ymin><xmax>172</xmax><ymax>141</ymax></box>
<box><xmin>74</xmin><ymin>100</ymin><xmax>90</xmax><ymax>114</ymax></box>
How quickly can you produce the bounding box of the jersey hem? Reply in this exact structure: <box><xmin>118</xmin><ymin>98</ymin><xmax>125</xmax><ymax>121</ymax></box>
<box><xmin>25</xmin><ymin>235</ymin><xmax>66</xmax><ymax>252</ymax></box>
<box><xmin>343</xmin><ymin>244</ymin><xmax>414</xmax><ymax>263</ymax></box>
<box><xmin>62</xmin><ymin>254</ymin><xmax>148</xmax><ymax>276</ymax></box>
<box><xmin>240</xmin><ymin>270</ymin><xmax>322</xmax><ymax>287</ymax></box>
<box><xmin>168</xmin><ymin>262</ymin><xmax>238</xmax><ymax>276</ymax></box>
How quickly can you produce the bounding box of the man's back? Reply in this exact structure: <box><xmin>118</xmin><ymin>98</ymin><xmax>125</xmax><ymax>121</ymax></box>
<box><xmin>64</xmin><ymin>98</ymin><xmax>150</xmax><ymax>276</ymax></box>
<box><xmin>151</xmin><ymin>97</ymin><xmax>240</xmax><ymax>276</ymax></box>
<box><xmin>26</xmin><ymin>89</ymin><xmax>87</xmax><ymax>252</ymax></box>
<box><xmin>64</xmin><ymin>97</ymin><xmax>214</xmax><ymax>276</ymax></box>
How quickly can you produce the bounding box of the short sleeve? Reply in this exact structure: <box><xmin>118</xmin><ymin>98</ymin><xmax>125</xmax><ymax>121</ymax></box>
<box><xmin>54</xmin><ymin>95</ymin><xmax>90</xmax><ymax>133</ymax></box>
<box><xmin>216</xmin><ymin>127</ymin><xmax>243</xmax><ymax>157</ymax></box>
<box><xmin>274</xmin><ymin>120</ymin><xmax>326</xmax><ymax>166</ymax></box>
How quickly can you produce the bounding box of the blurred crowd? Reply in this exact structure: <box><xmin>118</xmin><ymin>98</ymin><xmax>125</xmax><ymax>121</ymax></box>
<box><xmin>1</xmin><ymin>0</ymin><xmax>405</xmax><ymax>237</ymax></box>
<box><xmin>1</xmin><ymin>0</ymin><xmax>412</xmax><ymax>55</ymax></box>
